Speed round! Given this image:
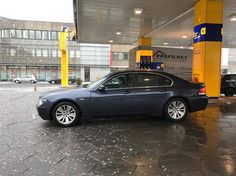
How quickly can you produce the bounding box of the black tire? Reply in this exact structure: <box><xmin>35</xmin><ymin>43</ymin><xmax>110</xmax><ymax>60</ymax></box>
<box><xmin>225</xmin><ymin>88</ymin><xmax>235</xmax><ymax>97</ymax></box>
<box><xmin>15</xmin><ymin>80</ymin><xmax>20</xmax><ymax>84</ymax></box>
<box><xmin>52</xmin><ymin>101</ymin><xmax>80</xmax><ymax>127</ymax></box>
<box><xmin>30</xmin><ymin>80</ymin><xmax>35</xmax><ymax>84</ymax></box>
<box><xmin>164</xmin><ymin>98</ymin><xmax>188</xmax><ymax>122</ymax></box>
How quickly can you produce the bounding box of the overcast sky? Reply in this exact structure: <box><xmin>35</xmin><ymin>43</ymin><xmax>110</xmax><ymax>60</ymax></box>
<box><xmin>0</xmin><ymin>0</ymin><xmax>74</xmax><ymax>23</ymax></box>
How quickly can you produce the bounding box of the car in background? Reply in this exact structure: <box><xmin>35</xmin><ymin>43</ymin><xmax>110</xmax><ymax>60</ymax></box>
<box><xmin>48</xmin><ymin>76</ymin><xmax>76</xmax><ymax>84</ymax></box>
<box><xmin>14</xmin><ymin>75</ymin><xmax>37</xmax><ymax>84</ymax></box>
<box><xmin>37</xmin><ymin>70</ymin><xmax>208</xmax><ymax>127</ymax></box>
<box><xmin>221</xmin><ymin>74</ymin><xmax>236</xmax><ymax>96</ymax></box>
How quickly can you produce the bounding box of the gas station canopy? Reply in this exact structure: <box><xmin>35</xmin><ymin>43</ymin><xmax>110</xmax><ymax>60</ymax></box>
<box><xmin>73</xmin><ymin>0</ymin><xmax>236</xmax><ymax>48</ymax></box>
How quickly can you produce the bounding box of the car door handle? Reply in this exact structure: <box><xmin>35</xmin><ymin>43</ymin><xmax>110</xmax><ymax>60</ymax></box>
<box><xmin>160</xmin><ymin>89</ymin><xmax>167</xmax><ymax>92</ymax></box>
<box><xmin>123</xmin><ymin>90</ymin><xmax>131</xmax><ymax>94</ymax></box>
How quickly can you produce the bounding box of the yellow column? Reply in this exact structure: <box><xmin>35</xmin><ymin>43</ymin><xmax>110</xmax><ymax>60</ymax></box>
<box><xmin>192</xmin><ymin>0</ymin><xmax>223</xmax><ymax>97</ymax></box>
<box><xmin>138</xmin><ymin>37</ymin><xmax>152</xmax><ymax>47</ymax></box>
<box><xmin>136</xmin><ymin>37</ymin><xmax>153</xmax><ymax>69</ymax></box>
<box><xmin>60</xmin><ymin>32</ymin><xmax>69</xmax><ymax>87</ymax></box>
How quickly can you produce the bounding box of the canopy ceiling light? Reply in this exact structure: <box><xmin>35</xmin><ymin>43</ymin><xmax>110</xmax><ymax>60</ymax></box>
<box><xmin>116</xmin><ymin>31</ymin><xmax>122</xmax><ymax>35</ymax></box>
<box><xmin>229</xmin><ymin>14</ymin><xmax>236</xmax><ymax>21</ymax></box>
<box><xmin>133</xmin><ymin>8</ymin><xmax>143</xmax><ymax>15</ymax></box>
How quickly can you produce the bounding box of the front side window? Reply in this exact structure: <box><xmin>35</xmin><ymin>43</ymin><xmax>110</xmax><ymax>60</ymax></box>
<box><xmin>134</xmin><ymin>73</ymin><xmax>158</xmax><ymax>87</ymax></box>
<box><xmin>104</xmin><ymin>74</ymin><xmax>133</xmax><ymax>89</ymax></box>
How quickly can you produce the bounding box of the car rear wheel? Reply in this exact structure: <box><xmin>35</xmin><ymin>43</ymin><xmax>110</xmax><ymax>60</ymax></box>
<box><xmin>164</xmin><ymin>98</ymin><xmax>188</xmax><ymax>121</ymax></box>
<box><xmin>225</xmin><ymin>88</ymin><xmax>235</xmax><ymax>97</ymax></box>
<box><xmin>30</xmin><ymin>80</ymin><xmax>35</xmax><ymax>84</ymax></box>
<box><xmin>52</xmin><ymin>102</ymin><xmax>80</xmax><ymax>127</ymax></box>
<box><xmin>15</xmin><ymin>80</ymin><xmax>20</xmax><ymax>84</ymax></box>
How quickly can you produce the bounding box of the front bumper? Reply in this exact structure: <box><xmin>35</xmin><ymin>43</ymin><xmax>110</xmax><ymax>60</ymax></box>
<box><xmin>36</xmin><ymin>104</ymin><xmax>52</xmax><ymax>120</ymax></box>
<box><xmin>188</xmin><ymin>96</ymin><xmax>208</xmax><ymax>112</ymax></box>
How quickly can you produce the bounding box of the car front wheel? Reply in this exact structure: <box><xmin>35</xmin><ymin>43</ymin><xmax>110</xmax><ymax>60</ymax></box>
<box><xmin>52</xmin><ymin>102</ymin><xmax>80</xmax><ymax>127</ymax></box>
<box><xmin>164</xmin><ymin>98</ymin><xmax>188</xmax><ymax>121</ymax></box>
<box><xmin>15</xmin><ymin>80</ymin><xmax>20</xmax><ymax>84</ymax></box>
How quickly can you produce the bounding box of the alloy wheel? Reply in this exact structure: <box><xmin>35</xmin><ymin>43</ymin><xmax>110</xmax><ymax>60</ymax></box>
<box><xmin>55</xmin><ymin>105</ymin><xmax>76</xmax><ymax>125</ymax></box>
<box><xmin>167</xmin><ymin>101</ymin><xmax>186</xmax><ymax>120</ymax></box>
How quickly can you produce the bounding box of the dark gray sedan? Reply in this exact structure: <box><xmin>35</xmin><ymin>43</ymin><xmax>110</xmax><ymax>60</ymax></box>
<box><xmin>37</xmin><ymin>70</ymin><xmax>208</xmax><ymax>127</ymax></box>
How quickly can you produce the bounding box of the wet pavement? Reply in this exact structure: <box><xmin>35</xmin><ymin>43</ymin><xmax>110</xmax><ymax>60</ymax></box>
<box><xmin>0</xmin><ymin>83</ymin><xmax>236</xmax><ymax>176</ymax></box>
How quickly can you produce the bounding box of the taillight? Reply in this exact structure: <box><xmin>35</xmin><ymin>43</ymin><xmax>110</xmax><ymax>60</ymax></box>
<box><xmin>198</xmin><ymin>86</ymin><xmax>206</xmax><ymax>95</ymax></box>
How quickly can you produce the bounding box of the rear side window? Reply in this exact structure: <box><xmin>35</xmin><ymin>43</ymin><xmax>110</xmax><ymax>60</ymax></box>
<box><xmin>134</xmin><ymin>73</ymin><xmax>158</xmax><ymax>87</ymax></box>
<box><xmin>232</xmin><ymin>75</ymin><xmax>236</xmax><ymax>81</ymax></box>
<box><xmin>222</xmin><ymin>75</ymin><xmax>230</xmax><ymax>81</ymax></box>
<box><xmin>158</xmin><ymin>75</ymin><xmax>172</xmax><ymax>86</ymax></box>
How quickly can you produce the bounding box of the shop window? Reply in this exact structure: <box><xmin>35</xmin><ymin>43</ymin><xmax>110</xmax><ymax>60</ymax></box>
<box><xmin>112</xmin><ymin>52</ymin><xmax>129</xmax><ymax>60</ymax></box>
<box><xmin>10</xmin><ymin>29</ymin><xmax>16</xmax><ymax>38</ymax></box>
<box><xmin>35</xmin><ymin>31</ymin><xmax>42</xmax><ymax>40</ymax></box>
<box><xmin>76</xmin><ymin>50</ymin><xmax>80</xmax><ymax>58</ymax></box>
<box><xmin>36</xmin><ymin>49</ymin><xmax>41</xmax><ymax>57</ymax></box>
<box><xmin>58</xmin><ymin>50</ymin><xmax>61</xmax><ymax>57</ymax></box>
<box><xmin>29</xmin><ymin>30</ymin><xmax>35</xmax><ymax>39</ymax></box>
<box><xmin>16</xmin><ymin>30</ymin><xmax>22</xmax><ymax>38</ymax></box>
<box><xmin>42</xmin><ymin>31</ymin><xmax>48</xmax><ymax>40</ymax></box>
<box><xmin>10</xmin><ymin>48</ymin><xmax>17</xmax><ymax>57</ymax></box>
<box><xmin>42</xmin><ymin>49</ymin><xmax>48</xmax><ymax>57</ymax></box>
<box><xmin>23</xmin><ymin>30</ymin><xmax>29</xmax><ymax>39</ymax></box>
<box><xmin>3</xmin><ymin>30</ymin><xmax>9</xmax><ymax>38</ymax></box>
<box><xmin>51</xmin><ymin>31</ymin><xmax>57</xmax><ymax>40</ymax></box>
<box><xmin>52</xmin><ymin>50</ymin><xmax>57</xmax><ymax>57</ymax></box>
<box><xmin>32</xmin><ymin>49</ymin><xmax>35</xmax><ymax>57</ymax></box>
<box><xmin>69</xmin><ymin>50</ymin><xmax>75</xmax><ymax>58</ymax></box>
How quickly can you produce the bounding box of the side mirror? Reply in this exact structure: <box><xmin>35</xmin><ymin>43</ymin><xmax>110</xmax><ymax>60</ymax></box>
<box><xmin>98</xmin><ymin>85</ymin><xmax>105</xmax><ymax>92</ymax></box>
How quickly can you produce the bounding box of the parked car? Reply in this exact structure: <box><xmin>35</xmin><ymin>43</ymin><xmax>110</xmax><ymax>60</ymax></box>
<box><xmin>48</xmin><ymin>77</ymin><xmax>76</xmax><ymax>84</ymax></box>
<box><xmin>221</xmin><ymin>74</ymin><xmax>236</xmax><ymax>96</ymax></box>
<box><xmin>37</xmin><ymin>70</ymin><xmax>208</xmax><ymax>127</ymax></box>
<box><xmin>14</xmin><ymin>75</ymin><xmax>37</xmax><ymax>84</ymax></box>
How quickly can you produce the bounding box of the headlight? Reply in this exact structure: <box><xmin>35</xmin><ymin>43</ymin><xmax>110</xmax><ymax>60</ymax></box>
<box><xmin>38</xmin><ymin>98</ymin><xmax>48</xmax><ymax>106</ymax></box>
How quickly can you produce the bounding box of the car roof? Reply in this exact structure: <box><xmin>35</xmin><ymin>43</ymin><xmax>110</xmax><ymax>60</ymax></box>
<box><xmin>109</xmin><ymin>70</ymin><xmax>173</xmax><ymax>77</ymax></box>
<box><xmin>108</xmin><ymin>70</ymin><xmax>188</xmax><ymax>83</ymax></box>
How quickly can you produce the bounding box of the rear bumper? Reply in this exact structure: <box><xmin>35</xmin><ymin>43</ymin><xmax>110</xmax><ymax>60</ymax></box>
<box><xmin>188</xmin><ymin>96</ymin><xmax>208</xmax><ymax>112</ymax></box>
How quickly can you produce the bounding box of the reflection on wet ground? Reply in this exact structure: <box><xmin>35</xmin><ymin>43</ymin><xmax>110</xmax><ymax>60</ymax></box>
<box><xmin>0</xmin><ymin>84</ymin><xmax>236</xmax><ymax>175</ymax></box>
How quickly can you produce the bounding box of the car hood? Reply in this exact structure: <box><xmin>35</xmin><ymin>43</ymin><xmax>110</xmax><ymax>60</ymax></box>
<box><xmin>39</xmin><ymin>87</ymin><xmax>89</xmax><ymax>99</ymax></box>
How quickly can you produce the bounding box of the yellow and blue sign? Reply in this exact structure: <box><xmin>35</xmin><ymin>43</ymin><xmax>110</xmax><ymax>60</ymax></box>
<box><xmin>193</xmin><ymin>23</ymin><xmax>223</xmax><ymax>44</ymax></box>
